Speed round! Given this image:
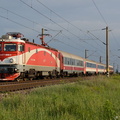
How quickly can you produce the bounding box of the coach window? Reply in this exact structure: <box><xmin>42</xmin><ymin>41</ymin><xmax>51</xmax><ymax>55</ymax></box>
<box><xmin>68</xmin><ymin>58</ymin><xmax>70</xmax><ymax>65</ymax></box>
<box><xmin>4</xmin><ymin>44</ymin><xmax>16</xmax><ymax>51</ymax></box>
<box><xmin>18</xmin><ymin>44</ymin><xmax>24</xmax><ymax>51</ymax></box>
<box><xmin>76</xmin><ymin>60</ymin><xmax>79</xmax><ymax>66</ymax></box>
<box><xmin>93</xmin><ymin>64</ymin><xmax>96</xmax><ymax>68</ymax></box>
<box><xmin>71</xmin><ymin>59</ymin><xmax>75</xmax><ymax>65</ymax></box>
<box><xmin>80</xmin><ymin>60</ymin><xmax>83</xmax><ymax>66</ymax></box>
<box><xmin>64</xmin><ymin>57</ymin><xmax>67</xmax><ymax>64</ymax></box>
<box><xmin>86</xmin><ymin>63</ymin><xmax>89</xmax><ymax>67</ymax></box>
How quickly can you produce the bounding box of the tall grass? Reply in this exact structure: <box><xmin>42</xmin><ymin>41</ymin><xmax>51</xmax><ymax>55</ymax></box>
<box><xmin>0</xmin><ymin>75</ymin><xmax>120</xmax><ymax>120</ymax></box>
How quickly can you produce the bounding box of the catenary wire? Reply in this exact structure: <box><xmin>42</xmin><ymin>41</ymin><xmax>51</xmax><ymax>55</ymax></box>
<box><xmin>19</xmin><ymin>0</ymin><xmax>106</xmax><ymax>56</ymax></box>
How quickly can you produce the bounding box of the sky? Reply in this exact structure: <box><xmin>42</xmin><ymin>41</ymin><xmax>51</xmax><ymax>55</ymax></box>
<box><xmin>0</xmin><ymin>0</ymin><xmax>120</xmax><ymax>71</ymax></box>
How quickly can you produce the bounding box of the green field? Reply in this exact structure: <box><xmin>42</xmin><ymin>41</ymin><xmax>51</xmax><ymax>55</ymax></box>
<box><xmin>0</xmin><ymin>75</ymin><xmax>120</xmax><ymax>120</ymax></box>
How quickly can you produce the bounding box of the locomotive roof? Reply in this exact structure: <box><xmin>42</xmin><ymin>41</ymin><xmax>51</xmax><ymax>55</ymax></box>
<box><xmin>0</xmin><ymin>33</ymin><xmax>58</xmax><ymax>51</ymax></box>
<box><xmin>25</xmin><ymin>40</ymin><xmax>58</xmax><ymax>51</ymax></box>
<box><xmin>0</xmin><ymin>35</ymin><xmax>25</xmax><ymax>43</ymax></box>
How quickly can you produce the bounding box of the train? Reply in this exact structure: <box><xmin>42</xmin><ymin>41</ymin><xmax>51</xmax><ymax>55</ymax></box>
<box><xmin>0</xmin><ymin>32</ymin><xmax>113</xmax><ymax>81</ymax></box>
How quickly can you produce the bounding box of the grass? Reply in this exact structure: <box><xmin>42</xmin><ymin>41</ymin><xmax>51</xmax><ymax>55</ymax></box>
<box><xmin>0</xmin><ymin>75</ymin><xmax>120</xmax><ymax>120</ymax></box>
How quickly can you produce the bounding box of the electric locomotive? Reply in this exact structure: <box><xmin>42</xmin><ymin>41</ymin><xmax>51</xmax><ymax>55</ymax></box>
<box><xmin>0</xmin><ymin>32</ymin><xmax>63</xmax><ymax>81</ymax></box>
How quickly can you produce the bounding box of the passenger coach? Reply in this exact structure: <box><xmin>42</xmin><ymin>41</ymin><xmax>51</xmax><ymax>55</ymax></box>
<box><xmin>60</xmin><ymin>51</ymin><xmax>85</xmax><ymax>76</ymax></box>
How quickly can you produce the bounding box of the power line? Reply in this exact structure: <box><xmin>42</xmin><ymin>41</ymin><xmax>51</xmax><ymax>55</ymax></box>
<box><xmin>0</xmin><ymin>6</ymin><xmax>86</xmax><ymax>51</ymax></box>
<box><xmin>91</xmin><ymin>0</ymin><xmax>120</xmax><ymax>50</ymax></box>
<box><xmin>36</xmin><ymin>0</ymin><xmax>106</xmax><ymax>45</ymax></box>
<box><xmin>36</xmin><ymin>0</ymin><xmax>84</xmax><ymax>32</ymax></box>
<box><xmin>36</xmin><ymin>0</ymin><xmax>108</xmax><ymax>54</ymax></box>
<box><xmin>0</xmin><ymin>1</ymin><xmax>108</xmax><ymax>61</ymax></box>
<box><xmin>19</xmin><ymin>0</ymin><xmax>85</xmax><ymax>42</ymax></box>
<box><xmin>19</xmin><ymin>0</ymin><xmax>107</xmax><ymax>55</ymax></box>
<box><xmin>0</xmin><ymin>9</ymin><xmax>88</xmax><ymax>54</ymax></box>
<box><xmin>0</xmin><ymin>6</ymin><xmax>54</xmax><ymax>31</ymax></box>
<box><xmin>19</xmin><ymin>0</ymin><xmax>106</xmax><ymax>52</ymax></box>
<box><xmin>91</xmin><ymin>0</ymin><xmax>108</xmax><ymax>25</ymax></box>
<box><xmin>91</xmin><ymin>0</ymin><xmax>120</xmax><ymax>66</ymax></box>
<box><xmin>0</xmin><ymin>14</ymin><xmax>40</xmax><ymax>33</ymax></box>
<box><xmin>87</xmin><ymin>30</ymin><xmax>106</xmax><ymax>45</ymax></box>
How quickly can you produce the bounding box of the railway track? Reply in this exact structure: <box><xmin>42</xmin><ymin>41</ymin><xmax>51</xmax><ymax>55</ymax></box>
<box><xmin>0</xmin><ymin>77</ymin><xmax>79</xmax><ymax>92</ymax></box>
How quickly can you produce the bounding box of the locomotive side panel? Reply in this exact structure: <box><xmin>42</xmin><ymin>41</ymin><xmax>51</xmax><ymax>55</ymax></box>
<box><xmin>20</xmin><ymin>42</ymin><xmax>61</xmax><ymax>78</ymax></box>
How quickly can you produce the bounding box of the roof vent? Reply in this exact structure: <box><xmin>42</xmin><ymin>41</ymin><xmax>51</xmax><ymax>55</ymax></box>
<box><xmin>1</xmin><ymin>35</ymin><xmax>12</xmax><ymax>39</ymax></box>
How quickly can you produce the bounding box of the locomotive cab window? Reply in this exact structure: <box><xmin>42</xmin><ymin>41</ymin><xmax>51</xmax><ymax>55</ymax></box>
<box><xmin>4</xmin><ymin>44</ymin><xmax>16</xmax><ymax>51</ymax></box>
<box><xmin>18</xmin><ymin>44</ymin><xmax>24</xmax><ymax>51</ymax></box>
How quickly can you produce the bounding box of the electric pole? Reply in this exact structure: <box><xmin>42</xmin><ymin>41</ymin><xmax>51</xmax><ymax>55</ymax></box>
<box><xmin>99</xmin><ymin>56</ymin><xmax>102</xmax><ymax>63</ymax></box>
<box><xmin>37</xmin><ymin>28</ymin><xmax>51</xmax><ymax>46</ymax></box>
<box><xmin>102</xmin><ymin>26</ymin><xmax>110</xmax><ymax>77</ymax></box>
<box><xmin>41</xmin><ymin>28</ymin><xmax>44</xmax><ymax>45</ymax></box>
<box><xmin>85</xmin><ymin>49</ymin><xmax>88</xmax><ymax>59</ymax></box>
<box><xmin>106</xmin><ymin>26</ymin><xmax>109</xmax><ymax>77</ymax></box>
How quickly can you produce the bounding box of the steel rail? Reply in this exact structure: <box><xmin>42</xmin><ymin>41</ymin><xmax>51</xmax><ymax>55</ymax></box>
<box><xmin>0</xmin><ymin>77</ymin><xmax>78</xmax><ymax>92</ymax></box>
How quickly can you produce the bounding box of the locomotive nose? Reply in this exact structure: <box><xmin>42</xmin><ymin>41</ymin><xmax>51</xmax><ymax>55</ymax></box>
<box><xmin>0</xmin><ymin>69</ymin><xmax>5</xmax><ymax>78</ymax></box>
<box><xmin>0</xmin><ymin>68</ymin><xmax>5</xmax><ymax>73</ymax></box>
<box><xmin>7</xmin><ymin>68</ymin><xmax>15</xmax><ymax>73</ymax></box>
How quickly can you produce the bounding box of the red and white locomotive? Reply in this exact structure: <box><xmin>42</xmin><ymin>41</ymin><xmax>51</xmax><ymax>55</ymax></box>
<box><xmin>0</xmin><ymin>32</ymin><xmax>64</xmax><ymax>81</ymax></box>
<box><xmin>0</xmin><ymin>32</ymin><xmax>113</xmax><ymax>81</ymax></box>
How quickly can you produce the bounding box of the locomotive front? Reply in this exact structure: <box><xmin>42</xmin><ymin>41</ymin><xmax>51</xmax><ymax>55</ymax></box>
<box><xmin>0</xmin><ymin>32</ymin><xmax>25</xmax><ymax>81</ymax></box>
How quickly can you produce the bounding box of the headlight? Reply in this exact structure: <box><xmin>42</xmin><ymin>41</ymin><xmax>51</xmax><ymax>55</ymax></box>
<box><xmin>9</xmin><ymin>58</ymin><xmax>14</xmax><ymax>63</ymax></box>
<box><xmin>14</xmin><ymin>68</ymin><xmax>19</xmax><ymax>72</ymax></box>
